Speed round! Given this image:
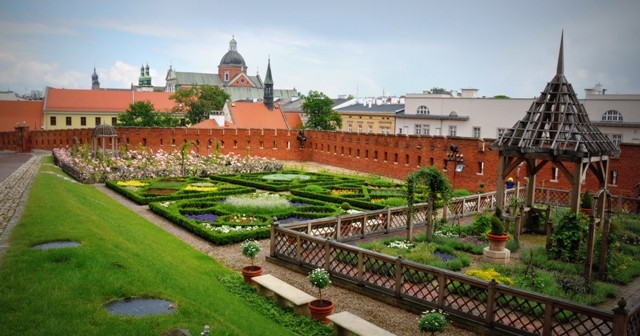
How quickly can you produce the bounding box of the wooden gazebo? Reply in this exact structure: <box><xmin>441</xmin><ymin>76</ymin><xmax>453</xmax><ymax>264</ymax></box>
<box><xmin>490</xmin><ymin>33</ymin><xmax>620</xmax><ymax>283</ymax></box>
<box><xmin>92</xmin><ymin>124</ymin><xmax>118</xmax><ymax>157</ymax></box>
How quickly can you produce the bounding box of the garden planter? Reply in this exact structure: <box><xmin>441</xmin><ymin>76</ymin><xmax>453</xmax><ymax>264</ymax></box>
<box><xmin>487</xmin><ymin>233</ymin><xmax>509</xmax><ymax>251</ymax></box>
<box><xmin>308</xmin><ymin>299</ymin><xmax>334</xmax><ymax>323</ymax></box>
<box><xmin>241</xmin><ymin>266</ymin><xmax>263</xmax><ymax>285</ymax></box>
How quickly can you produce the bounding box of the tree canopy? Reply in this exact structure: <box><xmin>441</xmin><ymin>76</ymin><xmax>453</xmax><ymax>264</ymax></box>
<box><xmin>301</xmin><ymin>90</ymin><xmax>342</xmax><ymax>130</ymax></box>
<box><xmin>170</xmin><ymin>85</ymin><xmax>230</xmax><ymax>125</ymax></box>
<box><xmin>117</xmin><ymin>101</ymin><xmax>180</xmax><ymax>127</ymax></box>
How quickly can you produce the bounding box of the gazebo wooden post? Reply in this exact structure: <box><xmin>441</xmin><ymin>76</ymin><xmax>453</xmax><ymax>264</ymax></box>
<box><xmin>570</xmin><ymin>161</ymin><xmax>583</xmax><ymax>213</ymax></box>
<box><xmin>584</xmin><ymin>214</ymin><xmax>596</xmax><ymax>288</ymax></box>
<box><xmin>525</xmin><ymin>159</ymin><xmax>536</xmax><ymax>210</ymax></box>
<box><xmin>496</xmin><ymin>156</ymin><xmax>507</xmax><ymax>211</ymax></box>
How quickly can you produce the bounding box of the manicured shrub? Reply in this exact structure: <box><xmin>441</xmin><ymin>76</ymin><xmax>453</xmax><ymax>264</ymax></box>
<box><xmin>549</xmin><ymin>213</ymin><xmax>588</xmax><ymax>263</ymax></box>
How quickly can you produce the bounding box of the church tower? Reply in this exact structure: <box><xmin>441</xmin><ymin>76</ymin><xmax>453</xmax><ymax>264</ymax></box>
<box><xmin>218</xmin><ymin>36</ymin><xmax>247</xmax><ymax>84</ymax></box>
<box><xmin>138</xmin><ymin>64</ymin><xmax>152</xmax><ymax>91</ymax></box>
<box><xmin>91</xmin><ymin>67</ymin><xmax>100</xmax><ymax>90</ymax></box>
<box><xmin>264</xmin><ymin>58</ymin><xmax>274</xmax><ymax>110</ymax></box>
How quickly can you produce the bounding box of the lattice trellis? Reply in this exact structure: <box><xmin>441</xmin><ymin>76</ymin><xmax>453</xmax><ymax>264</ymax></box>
<box><xmin>443</xmin><ymin>279</ymin><xmax>488</xmax><ymax>318</ymax></box>
<box><xmin>299</xmin><ymin>239</ymin><xmax>325</xmax><ymax>267</ymax></box>
<box><xmin>361</xmin><ymin>256</ymin><xmax>396</xmax><ymax>290</ymax></box>
<box><xmin>629</xmin><ymin>310</ymin><xmax>640</xmax><ymax>336</ymax></box>
<box><xmin>402</xmin><ymin>268</ymin><xmax>439</xmax><ymax>301</ymax></box>
<box><xmin>493</xmin><ymin>293</ymin><xmax>545</xmax><ymax>334</ymax></box>
<box><xmin>552</xmin><ymin>307</ymin><xmax>612</xmax><ymax>336</ymax></box>
<box><xmin>331</xmin><ymin>249</ymin><xmax>359</xmax><ymax>279</ymax></box>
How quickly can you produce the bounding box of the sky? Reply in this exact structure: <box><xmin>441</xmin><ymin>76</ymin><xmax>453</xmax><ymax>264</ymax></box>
<box><xmin>1</xmin><ymin>0</ymin><xmax>639</xmax><ymax>99</ymax></box>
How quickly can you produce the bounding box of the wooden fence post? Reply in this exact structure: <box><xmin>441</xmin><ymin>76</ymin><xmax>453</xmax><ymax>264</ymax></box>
<box><xmin>357</xmin><ymin>251</ymin><xmax>364</xmax><ymax>285</ymax></box>
<box><xmin>394</xmin><ymin>256</ymin><xmax>404</xmax><ymax>298</ymax></box>
<box><xmin>324</xmin><ymin>239</ymin><xmax>331</xmax><ymax>270</ymax></box>
<box><xmin>437</xmin><ymin>272</ymin><xmax>446</xmax><ymax>308</ymax></box>
<box><xmin>485</xmin><ymin>279</ymin><xmax>497</xmax><ymax>327</ymax></box>
<box><xmin>612</xmin><ymin>298</ymin><xmax>629</xmax><ymax>336</ymax></box>
<box><xmin>269</xmin><ymin>222</ymin><xmax>278</xmax><ymax>257</ymax></box>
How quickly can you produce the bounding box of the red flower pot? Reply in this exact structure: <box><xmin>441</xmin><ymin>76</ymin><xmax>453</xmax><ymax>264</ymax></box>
<box><xmin>308</xmin><ymin>299</ymin><xmax>334</xmax><ymax>323</ymax></box>
<box><xmin>487</xmin><ymin>233</ymin><xmax>509</xmax><ymax>251</ymax></box>
<box><xmin>241</xmin><ymin>266</ymin><xmax>263</xmax><ymax>285</ymax></box>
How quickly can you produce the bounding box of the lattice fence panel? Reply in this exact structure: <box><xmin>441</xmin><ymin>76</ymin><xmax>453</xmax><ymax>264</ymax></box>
<box><xmin>389</xmin><ymin>212</ymin><xmax>408</xmax><ymax>229</ymax></box>
<box><xmin>443</xmin><ymin>279</ymin><xmax>487</xmax><ymax>319</ymax></box>
<box><xmin>402</xmin><ymin>268</ymin><xmax>438</xmax><ymax>301</ymax></box>
<box><xmin>299</xmin><ymin>238</ymin><xmax>325</xmax><ymax>268</ymax></box>
<box><xmin>330</xmin><ymin>249</ymin><xmax>359</xmax><ymax>279</ymax></box>
<box><xmin>629</xmin><ymin>309</ymin><xmax>640</xmax><ymax>336</ymax></box>
<box><xmin>339</xmin><ymin>216</ymin><xmax>364</xmax><ymax>239</ymax></box>
<box><xmin>309</xmin><ymin>223</ymin><xmax>337</xmax><ymax>239</ymax></box>
<box><xmin>552</xmin><ymin>308</ymin><xmax>612</xmax><ymax>336</ymax></box>
<box><xmin>493</xmin><ymin>292</ymin><xmax>544</xmax><ymax>334</ymax></box>
<box><xmin>274</xmin><ymin>233</ymin><xmax>297</xmax><ymax>258</ymax></box>
<box><xmin>361</xmin><ymin>255</ymin><xmax>396</xmax><ymax>290</ymax></box>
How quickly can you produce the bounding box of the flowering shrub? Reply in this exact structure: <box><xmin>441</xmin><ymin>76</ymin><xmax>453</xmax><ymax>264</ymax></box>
<box><xmin>387</xmin><ymin>240</ymin><xmax>414</xmax><ymax>249</ymax></box>
<box><xmin>183</xmin><ymin>185</ymin><xmax>218</xmax><ymax>192</ymax></box>
<box><xmin>116</xmin><ymin>180</ymin><xmax>148</xmax><ymax>187</ymax></box>
<box><xmin>241</xmin><ymin>239</ymin><xmax>261</xmax><ymax>266</ymax></box>
<box><xmin>53</xmin><ymin>146</ymin><xmax>283</xmax><ymax>184</ymax></box>
<box><xmin>418</xmin><ymin>309</ymin><xmax>448</xmax><ymax>335</ymax></box>
<box><xmin>222</xmin><ymin>193</ymin><xmax>291</xmax><ymax>214</ymax></box>
<box><xmin>308</xmin><ymin>268</ymin><xmax>331</xmax><ymax>300</ymax></box>
<box><xmin>464</xmin><ymin>268</ymin><xmax>513</xmax><ymax>286</ymax></box>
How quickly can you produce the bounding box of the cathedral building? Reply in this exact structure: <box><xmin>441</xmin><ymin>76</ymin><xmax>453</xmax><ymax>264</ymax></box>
<box><xmin>164</xmin><ymin>36</ymin><xmax>299</xmax><ymax>102</ymax></box>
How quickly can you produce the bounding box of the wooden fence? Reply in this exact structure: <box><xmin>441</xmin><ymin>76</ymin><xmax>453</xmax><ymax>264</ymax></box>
<box><xmin>268</xmin><ymin>203</ymin><xmax>640</xmax><ymax>335</ymax></box>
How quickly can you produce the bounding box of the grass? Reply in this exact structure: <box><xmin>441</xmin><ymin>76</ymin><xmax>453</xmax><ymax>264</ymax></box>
<box><xmin>0</xmin><ymin>157</ymin><xmax>301</xmax><ymax>336</ymax></box>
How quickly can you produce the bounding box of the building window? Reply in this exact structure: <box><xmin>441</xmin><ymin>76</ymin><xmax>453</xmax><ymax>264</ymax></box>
<box><xmin>348</xmin><ymin>124</ymin><xmax>353</xmax><ymax>132</ymax></box>
<box><xmin>415</xmin><ymin>125</ymin><xmax>422</xmax><ymax>135</ymax></box>
<box><xmin>449</xmin><ymin>125</ymin><xmax>457</xmax><ymax>137</ymax></box>
<box><xmin>81</xmin><ymin>117</ymin><xmax>86</xmax><ymax>126</ymax></box>
<box><xmin>417</xmin><ymin>105</ymin><xmax>430</xmax><ymax>115</ymax></box>
<box><xmin>95</xmin><ymin>117</ymin><xmax>101</xmax><ymax>126</ymax></box>
<box><xmin>65</xmin><ymin>116</ymin><xmax>72</xmax><ymax>126</ymax></box>
<box><xmin>611</xmin><ymin>134</ymin><xmax>622</xmax><ymax>147</ymax></box>
<box><xmin>602</xmin><ymin>110</ymin><xmax>623</xmax><ymax>122</ymax></box>
<box><xmin>551</xmin><ymin>167</ymin><xmax>558</xmax><ymax>181</ymax></box>
<box><xmin>477</xmin><ymin>161</ymin><xmax>484</xmax><ymax>175</ymax></box>
<box><xmin>224</xmin><ymin>71</ymin><xmax>230</xmax><ymax>81</ymax></box>
<box><xmin>50</xmin><ymin>116</ymin><xmax>57</xmax><ymax>126</ymax></box>
<box><xmin>473</xmin><ymin>127</ymin><xmax>481</xmax><ymax>138</ymax></box>
<box><xmin>368</xmin><ymin>125</ymin><xmax>373</xmax><ymax>133</ymax></box>
<box><xmin>611</xmin><ymin>170</ymin><xmax>618</xmax><ymax>185</ymax></box>
<box><xmin>358</xmin><ymin>125</ymin><xmax>362</xmax><ymax>133</ymax></box>
<box><xmin>423</xmin><ymin>125</ymin><xmax>430</xmax><ymax>135</ymax></box>
<box><xmin>497</xmin><ymin>128</ymin><xmax>506</xmax><ymax>138</ymax></box>
<box><xmin>111</xmin><ymin>117</ymin><xmax>117</xmax><ymax>125</ymax></box>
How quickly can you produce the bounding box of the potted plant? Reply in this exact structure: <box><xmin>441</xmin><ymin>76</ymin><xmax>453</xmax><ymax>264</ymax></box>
<box><xmin>241</xmin><ymin>239</ymin><xmax>262</xmax><ymax>285</ymax></box>
<box><xmin>487</xmin><ymin>207</ymin><xmax>508</xmax><ymax>251</ymax></box>
<box><xmin>580</xmin><ymin>191</ymin><xmax>593</xmax><ymax>216</ymax></box>
<box><xmin>418</xmin><ymin>309</ymin><xmax>449</xmax><ymax>335</ymax></box>
<box><xmin>307</xmin><ymin>268</ymin><xmax>334</xmax><ymax>322</ymax></box>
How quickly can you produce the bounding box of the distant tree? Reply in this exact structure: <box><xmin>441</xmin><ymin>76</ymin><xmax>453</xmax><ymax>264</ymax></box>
<box><xmin>430</xmin><ymin>87</ymin><xmax>449</xmax><ymax>94</ymax></box>
<box><xmin>170</xmin><ymin>85</ymin><xmax>230</xmax><ymax>125</ymax></box>
<box><xmin>302</xmin><ymin>90</ymin><xmax>342</xmax><ymax>130</ymax></box>
<box><xmin>493</xmin><ymin>95</ymin><xmax>510</xmax><ymax>99</ymax></box>
<box><xmin>117</xmin><ymin>101</ymin><xmax>179</xmax><ymax>127</ymax></box>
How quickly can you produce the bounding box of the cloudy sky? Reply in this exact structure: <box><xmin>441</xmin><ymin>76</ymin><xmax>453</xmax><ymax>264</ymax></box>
<box><xmin>1</xmin><ymin>0</ymin><xmax>639</xmax><ymax>99</ymax></box>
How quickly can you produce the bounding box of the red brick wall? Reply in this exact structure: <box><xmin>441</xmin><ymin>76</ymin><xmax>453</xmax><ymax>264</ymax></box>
<box><xmin>1</xmin><ymin>127</ymin><xmax>638</xmax><ymax>197</ymax></box>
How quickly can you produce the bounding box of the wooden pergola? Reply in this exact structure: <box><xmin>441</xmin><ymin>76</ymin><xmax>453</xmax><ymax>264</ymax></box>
<box><xmin>490</xmin><ymin>34</ymin><xmax>620</xmax><ymax>284</ymax></box>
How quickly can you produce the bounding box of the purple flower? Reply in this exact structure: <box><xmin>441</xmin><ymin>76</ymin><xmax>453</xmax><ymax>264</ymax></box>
<box><xmin>184</xmin><ymin>213</ymin><xmax>219</xmax><ymax>222</ymax></box>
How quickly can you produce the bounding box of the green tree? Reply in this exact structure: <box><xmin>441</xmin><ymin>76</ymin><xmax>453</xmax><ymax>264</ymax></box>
<box><xmin>406</xmin><ymin>166</ymin><xmax>453</xmax><ymax>239</ymax></box>
<box><xmin>301</xmin><ymin>90</ymin><xmax>342</xmax><ymax>130</ymax></box>
<box><xmin>117</xmin><ymin>101</ymin><xmax>179</xmax><ymax>127</ymax></box>
<box><xmin>170</xmin><ymin>85</ymin><xmax>230</xmax><ymax>125</ymax></box>
<box><xmin>493</xmin><ymin>95</ymin><xmax>510</xmax><ymax>99</ymax></box>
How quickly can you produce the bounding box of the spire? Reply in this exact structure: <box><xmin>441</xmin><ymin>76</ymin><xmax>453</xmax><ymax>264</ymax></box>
<box><xmin>229</xmin><ymin>35</ymin><xmax>237</xmax><ymax>52</ymax></box>
<box><xmin>556</xmin><ymin>31</ymin><xmax>564</xmax><ymax>75</ymax></box>
<box><xmin>91</xmin><ymin>66</ymin><xmax>100</xmax><ymax>90</ymax></box>
<box><xmin>263</xmin><ymin>57</ymin><xmax>274</xmax><ymax>110</ymax></box>
<box><xmin>264</xmin><ymin>57</ymin><xmax>273</xmax><ymax>85</ymax></box>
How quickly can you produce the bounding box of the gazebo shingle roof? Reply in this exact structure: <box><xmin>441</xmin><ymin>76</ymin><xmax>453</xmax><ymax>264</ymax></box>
<box><xmin>491</xmin><ymin>34</ymin><xmax>619</xmax><ymax>160</ymax></box>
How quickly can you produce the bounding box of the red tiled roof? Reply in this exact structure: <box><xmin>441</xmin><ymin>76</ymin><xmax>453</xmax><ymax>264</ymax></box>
<box><xmin>284</xmin><ymin>112</ymin><xmax>302</xmax><ymax>129</ymax></box>
<box><xmin>44</xmin><ymin>88</ymin><xmax>177</xmax><ymax>113</ymax></box>
<box><xmin>0</xmin><ymin>100</ymin><xmax>44</xmax><ymax>132</ymax></box>
<box><xmin>227</xmin><ymin>101</ymin><xmax>288</xmax><ymax>129</ymax></box>
<box><xmin>190</xmin><ymin>119</ymin><xmax>220</xmax><ymax>128</ymax></box>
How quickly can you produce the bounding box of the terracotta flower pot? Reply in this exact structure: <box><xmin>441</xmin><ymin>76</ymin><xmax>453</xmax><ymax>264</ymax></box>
<box><xmin>308</xmin><ymin>299</ymin><xmax>334</xmax><ymax>323</ymax></box>
<box><xmin>487</xmin><ymin>233</ymin><xmax>509</xmax><ymax>251</ymax></box>
<box><xmin>241</xmin><ymin>265</ymin><xmax>263</xmax><ymax>285</ymax></box>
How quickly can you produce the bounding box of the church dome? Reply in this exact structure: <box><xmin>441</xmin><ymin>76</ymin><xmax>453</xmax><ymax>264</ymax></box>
<box><xmin>219</xmin><ymin>36</ymin><xmax>246</xmax><ymax>67</ymax></box>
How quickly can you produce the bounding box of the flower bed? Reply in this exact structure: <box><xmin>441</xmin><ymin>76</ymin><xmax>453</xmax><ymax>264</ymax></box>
<box><xmin>53</xmin><ymin>146</ymin><xmax>283</xmax><ymax>184</ymax></box>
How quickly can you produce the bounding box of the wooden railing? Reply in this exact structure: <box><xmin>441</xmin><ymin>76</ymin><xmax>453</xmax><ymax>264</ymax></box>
<box><xmin>268</xmin><ymin>205</ymin><xmax>640</xmax><ymax>335</ymax></box>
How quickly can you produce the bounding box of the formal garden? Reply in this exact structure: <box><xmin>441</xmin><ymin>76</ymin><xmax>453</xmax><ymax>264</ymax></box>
<box><xmin>46</xmin><ymin>145</ymin><xmax>640</xmax><ymax>334</ymax></box>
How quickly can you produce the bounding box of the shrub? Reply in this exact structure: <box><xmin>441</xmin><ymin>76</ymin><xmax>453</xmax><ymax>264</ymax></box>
<box><xmin>308</xmin><ymin>268</ymin><xmax>331</xmax><ymax>301</ymax></box>
<box><xmin>418</xmin><ymin>309</ymin><xmax>448</xmax><ymax>334</ymax></box>
<box><xmin>470</xmin><ymin>213</ymin><xmax>492</xmax><ymax>236</ymax></box>
<box><xmin>340</xmin><ymin>202</ymin><xmax>351</xmax><ymax>210</ymax></box>
<box><xmin>380</xmin><ymin>197</ymin><xmax>405</xmax><ymax>207</ymax></box>
<box><xmin>241</xmin><ymin>239</ymin><xmax>261</xmax><ymax>266</ymax></box>
<box><xmin>581</xmin><ymin>191</ymin><xmax>593</xmax><ymax>209</ymax></box>
<box><xmin>490</xmin><ymin>215</ymin><xmax>505</xmax><ymax>236</ymax></box>
<box><xmin>549</xmin><ymin>213</ymin><xmax>588</xmax><ymax>263</ymax></box>
<box><xmin>465</xmin><ymin>268</ymin><xmax>513</xmax><ymax>286</ymax></box>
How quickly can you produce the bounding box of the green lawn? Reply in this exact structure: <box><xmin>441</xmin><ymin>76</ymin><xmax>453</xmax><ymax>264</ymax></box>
<box><xmin>0</xmin><ymin>158</ymin><xmax>298</xmax><ymax>336</ymax></box>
